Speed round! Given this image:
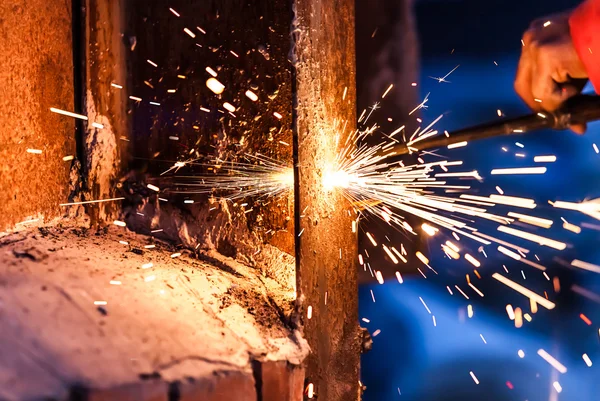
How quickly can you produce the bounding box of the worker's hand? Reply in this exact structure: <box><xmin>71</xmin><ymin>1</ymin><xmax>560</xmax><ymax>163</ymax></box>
<box><xmin>515</xmin><ymin>11</ymin><xmax>589</xmax><ymax>133</ymax></box>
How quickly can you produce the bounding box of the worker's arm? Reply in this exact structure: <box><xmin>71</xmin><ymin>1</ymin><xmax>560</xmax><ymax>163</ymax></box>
<box><xmin>570</xmin><ymin>0</ymin><xmax>600</xmax><ymax>91</ymax></box>
<box><xmin>514</xmin><ymin>0</ymin><xmax>600</xmax><ymax>133</ymax></box>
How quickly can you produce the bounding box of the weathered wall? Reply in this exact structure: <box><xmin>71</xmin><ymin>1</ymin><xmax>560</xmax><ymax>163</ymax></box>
<box><xmin>293</xmin><ymin>0</ymin><xmax>361</xmax><ymax>399</ymax></box>
<box><xmin>83</xmin><ymin>0</ymin><xmax>130</xmax><ymax>223</ymax></box>
<box><xmin>0</xmin><ymin>1</ymin><xmax>75</xmax><ymax>231</ymax></box>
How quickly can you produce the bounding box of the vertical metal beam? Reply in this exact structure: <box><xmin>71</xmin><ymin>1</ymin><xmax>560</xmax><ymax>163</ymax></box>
<box><xmin>0</xmin><ymin>1</ymin><xmax>75</xmax><ymax>230</ymax></box>
<box><xmin>292</xmin><ymin>0</ymin><xmax>360</xmax><ymax>399</ymax></box>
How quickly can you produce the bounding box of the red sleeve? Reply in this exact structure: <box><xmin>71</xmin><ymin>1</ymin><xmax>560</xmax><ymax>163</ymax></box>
<box><xmin>570</xmin><ymin>0</ymin><xmax>600</xmax><ymax>92</ymax></box>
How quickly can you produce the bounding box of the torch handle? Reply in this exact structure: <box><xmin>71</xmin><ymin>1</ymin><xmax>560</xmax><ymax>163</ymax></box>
<box><xmin>391</xmin><ymin>95</ymin><xmax>600</xmax><ymax>155</ymax></box>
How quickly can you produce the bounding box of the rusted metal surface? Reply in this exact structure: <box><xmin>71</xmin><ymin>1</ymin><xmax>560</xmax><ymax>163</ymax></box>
<box><xmin>256</xmin><ymin>361</ymin><xmax>305</xmax><ymax>401</ymax></box>
<box><xmin>292</xmin><ymin>0</ymin><xmax>361</xmax><ymax>399</ymax></box>
<box><xmin>0</xmin><ymin>1</ymin><xmax>75</xmax><ymax>231</ymax></box>
<box><xmin>82</xmin><ymin>0</ymin><xmax>130</xmax><ymax>223</ymax></box>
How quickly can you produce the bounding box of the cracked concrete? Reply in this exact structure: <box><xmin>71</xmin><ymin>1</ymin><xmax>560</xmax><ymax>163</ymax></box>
<box><xmin>0</xmin><ymin>224</ymin><xmax>307</xmax><ymax>400</ymax></box>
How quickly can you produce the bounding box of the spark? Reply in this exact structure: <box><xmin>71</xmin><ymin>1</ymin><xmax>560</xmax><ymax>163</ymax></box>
<box><xmin>445</xmin><ymin>241</ymin><xmax>460</xmax><ymax>253</ymax></box>
<box><xmin>497</xmin><ymin>246</ymin><xmax>521</xmax><ymax>260</ymax></box>
<box><xmin>172</xmin><ymin>154</ymin><xmax>293</xmax><ymax>200</ymax></box>
<box><xmin>429</xmin><ymin>65</ymin><xmax>460</xmax><ymax>83</ymax></box>
<box><xmin>491</xmin><ymin>167</ymin><xmax>546</xmax><ymax>175</ymax></box>
<box><xmin>60</xmin><ymin>197</ymin><xmax>125</xmax><ymax>207</ymax></box>
<box><xmin>465</xmin><ymin>254</ymin><xmax>480</xmax><ymax>267</ymax></box>
<box><xmin>113</xmin><ymin>220</ymin><xmax>126</xmax><ymax>227</ymax></box>
<box><xmin>514</xmin><ymin>307</ymin><xmax>523</xmax><ymax>328</ymax></box>
<box><xmin>571</xmin><ymin>259</ymin><xmax>600</xmax><ymax>273</ymax></box>
<box><xmin>553</xmin><ymin>382</ymin><xmax>562</xmax><ymax>393</ymax></box>
<box><xmin>538</xmin><ymin>349</ymin><xmax>567</xmax><ymax>373</ymax></box>
<box><xmin>506</xmin><ymin>304</ymin><xmax>515</xmax><ymax>320</ymax></box>
<box><xmin>94</xmin><ymin>301</ymin><xmax>107</xmax><ymax>306</ymax></box>
<box><xmin>563</xmin><ymin>221</ymin><xmax>581</xmax><ymax>233</ymax></box>
<box><xmin>409</xmin><ymin>92</ymin><xmax>430</xmax><ymax>115</ymax></box>
<box><xmin>492</xmin><ymin>273</ymin><xmax>555</xmax><ymax>309</ymax></box>
<box><xmin>421</xmin><ymin>223</ymin><xmax>438</xmax><ymax>236</ymax></box>
<box><xmin>206</xmin><ymin>78</ymin><xmax>225</xmax><ymax>94</ymax></box>
<box><xmin>50</xmin><ymin>107</ymin><xmax>88</xmax><ymax>120</ymax></box>
<box><xmin>381</xmin><ymin>84</ymin><xmax>394</xmax><ymax>98</ymax></box>
<box><xmin>469</xmin><ymin>282</ymin><xmax>484</xmax><ymax>297</ymax></box>
<box><xmin>583</xmin><ymin>354</ymin><xmax>593</xmax><ymax>367</ymax></box>
<box><xmin>507</xmin><ymin>212</ymin><xmax>553</xmax><ymax>228</ymax></box>
<box><xmin>245</xmin><ymin>90</ymin><xmax>258</xmax><ymax>101</ymax></box>
<box><xmin>580</xmin><ymin>313</ymin><xmax>592</xmax><ymax>325</ymax></box>
<box><xmin>497</xmin><ymin>226</ymin><xmax>566</xmax><ymax>250</ymax></box>
<box><xmin>26</xmin><ymin>149</ymin><xmax>42</xmax><ymax>154</ymax></box>
<box><xmin>375</xmin><ymin>271</ymin><xmax>384</xmax><ymax>284</ymax></box>
<box><xmin>223</xmin><ymin>102</ymin><xmax>236</xmax><ymax>112</ymax></box>
<box><xmin>419</xmin><ymin>297</ymin><xmax>432</xmax><ymax>314</ymax></box>
<box><xmin>109</xmin><ymin>280</ymin><xmax>122</xmax><ymax>285</ymax></box>
<box><xmin>469</xmin><ymin>371</ymin><xmax>479</xmax><ymax>384</ymax></box>
<box><xmin>183</xmin><ymin>28</ymin><xmax>196</xmax><ymax>38</ymax></box>
<box><xmin>455</xmin><ymin>285</ymin><xmax>469</xmax><ymax>299</ymax></box>
<box><xmin>366</xmin><ymin>232</ymin><xmax>377</xmax><ymax>246</ymax></box>
<box><xmin>416</xmin><ymin>252</ymin><xmax>429</xmax><ymax>265</ymax></box>
<box><xmin>534</xmin><ymin>155</ymin><xmax>556</xmax><ymax>163</ymax></box>
<box><xmin>447</xmin><ymin>141</ymin><xmax>467</xmax><ymax>149</ymax></box>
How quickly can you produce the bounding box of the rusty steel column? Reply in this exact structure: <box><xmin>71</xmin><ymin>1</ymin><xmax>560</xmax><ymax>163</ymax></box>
<box><xmin>0</xmin><ymin>1</ymin><xmax>75</xmax><ymax>231</ymax></box>
<box><xmin>292</xmin><ymin>1</ymin><xmax>361</xmax><ymax>400</ymax></box>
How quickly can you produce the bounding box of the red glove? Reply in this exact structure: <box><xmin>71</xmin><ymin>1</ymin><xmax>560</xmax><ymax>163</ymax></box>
<box><xmin>571</xmin><ymin>0</ymin><xmax>600</xmax><ymax>92</ymax></box>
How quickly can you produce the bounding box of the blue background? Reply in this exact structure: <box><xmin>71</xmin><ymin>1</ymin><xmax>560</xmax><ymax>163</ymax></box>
<box><xmin>359</xmin><ymin>0</ymin><xmax>600</xmax><ymax>400</ymax></box>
